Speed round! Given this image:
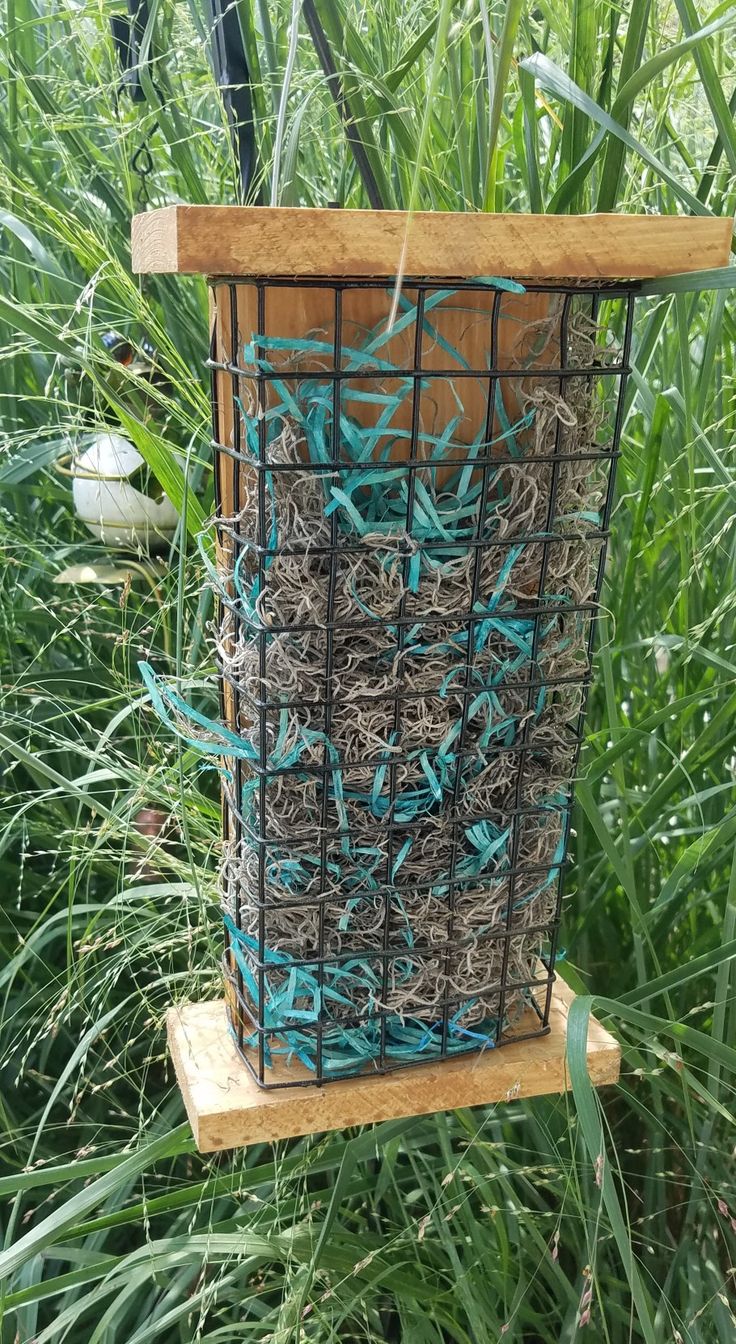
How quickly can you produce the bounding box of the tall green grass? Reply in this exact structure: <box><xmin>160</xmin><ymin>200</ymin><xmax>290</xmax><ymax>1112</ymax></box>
<box><xmin>1</xmin><ymin>2</ymin><xmax>735</xmax><ymax>1340</ymax></box>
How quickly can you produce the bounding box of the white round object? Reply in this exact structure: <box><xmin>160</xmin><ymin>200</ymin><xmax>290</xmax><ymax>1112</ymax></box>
<box><xmin>72</xmin><ymin>432</ymin><xmax>179</xmax><ymax>550</ymax></box>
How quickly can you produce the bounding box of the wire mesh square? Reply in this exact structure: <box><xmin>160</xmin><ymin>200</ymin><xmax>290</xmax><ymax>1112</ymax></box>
<box><xmin>210</xmin><ymin>274</ymin><xmax>635</xmax><ymax>1087</ymax></box>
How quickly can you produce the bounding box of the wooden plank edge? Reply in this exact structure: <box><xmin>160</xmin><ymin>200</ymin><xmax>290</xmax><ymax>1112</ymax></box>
<box><xmin>131</xmin><ymin>204</ymin><xmax>179</xmax><ymax>274</ymax></box>
<box><xmin>166</xmin><ymin>987</ymin><xmax>621</xmax><ymax>1153</ymax></box>
<box><xmin>131</xmin><ymin>206</ymin><xmax>732</xmax><ymax>280</ymax></box>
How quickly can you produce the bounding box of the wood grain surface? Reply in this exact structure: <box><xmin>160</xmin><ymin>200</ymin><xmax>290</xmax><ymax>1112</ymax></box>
<box><xmin>132</xmin><ymin>205</ymin><xmax>731</xmax><ymax>280</ymax></box>
<box><xmin>167</xmin><ymin>981</ymin><xmax>621</xmax><ymax>1152</ymax></box>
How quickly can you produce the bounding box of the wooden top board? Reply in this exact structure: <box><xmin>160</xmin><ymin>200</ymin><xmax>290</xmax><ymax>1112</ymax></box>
<box><xmin>132</xmin><ymin>205</ymin><xmax>731</xmax><ymax>280</ymax></box>
<box><xmin>167</xmin><ymin>979</ymin><xmax>620</xmax><ymax>1152</ymax></box>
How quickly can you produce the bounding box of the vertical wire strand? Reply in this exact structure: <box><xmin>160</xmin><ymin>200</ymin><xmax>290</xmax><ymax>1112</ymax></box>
<box><xmin>315</xmin><ymin>286</ymin><xmax>343</xmax><ymax>1085</ymax></box>
<box><xmin>440</xmin><ymin>289</ymin><xmax>504</xmax><ymax>1053</ymax></box>
<box><xmin>495</xmin><ymin>290</ymin><xmax>572</xmax><ymax>1042</ymax></box>
<box><xmin>379</xmin><ymin>287</ymin><xmax>426</xmax><ymax>1069</ymax></box>
<box><xmin>227</xmin><ymin>283</ymin><xmax>246</xmax><ymax>1052</ymax></box>
<box><xmin>255</xmin><ymin>281</ymin><xmax>268</xmax><ymax>1083</ymax></box>
<box><xmin>211</xmin><ymin>301</ymin><xmax>236</xmax><ymax>1013</ymax></box>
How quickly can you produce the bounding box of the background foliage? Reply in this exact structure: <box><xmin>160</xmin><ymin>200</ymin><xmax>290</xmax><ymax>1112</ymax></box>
<box><xmin>1</xmin><ymin>1</ymin><xmax>735</xmax><ymax>1340</ymax></box>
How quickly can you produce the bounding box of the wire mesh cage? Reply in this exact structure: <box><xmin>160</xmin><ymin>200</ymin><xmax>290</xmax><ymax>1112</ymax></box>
<box><xmin>130</xmin><ymin>207</ymin><xmax>729</xmax><ymax>1127</ymax></box>
<box><xmin>207</xmin><ymin>272</ymin><xmax>636</xmax><ymax>1088</ymax></box>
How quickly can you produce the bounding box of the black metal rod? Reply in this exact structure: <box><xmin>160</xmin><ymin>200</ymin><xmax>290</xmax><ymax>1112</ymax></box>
<box><xmin>207</xmin><ymin>0</ymin><xmax>260</xmax><ymax>202</ymax></box>
<box><xmin>302</xmin><ymin>0</ymin><xmax>386</xmax><ymax>209</ymax></box>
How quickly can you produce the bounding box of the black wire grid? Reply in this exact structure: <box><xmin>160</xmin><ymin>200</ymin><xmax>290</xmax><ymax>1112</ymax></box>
<box><xmin>208</xmin><ymin>276</ymin><xmax>637</xmax><ymax>1089</ymax></box>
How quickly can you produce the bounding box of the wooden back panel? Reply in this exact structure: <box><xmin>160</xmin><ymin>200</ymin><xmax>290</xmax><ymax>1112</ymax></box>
<box><xmin>212</xmin><ymin>282</ymin><xmax>559</xmax><ymax>511</ymax></box>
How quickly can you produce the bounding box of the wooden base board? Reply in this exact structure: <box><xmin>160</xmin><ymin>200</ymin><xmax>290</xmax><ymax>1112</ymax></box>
<box><xmin>167</xmin><ymin>981</ymin><xmax>620</xmax><ymax>1152</ymax></box>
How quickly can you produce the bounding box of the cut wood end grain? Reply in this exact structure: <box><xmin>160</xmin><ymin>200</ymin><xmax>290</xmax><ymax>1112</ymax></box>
<box><xmin>131</xmin><ymin>206</ymin><xmax>732</xmax><ymax>281</ymax></box>
<box><xmin>167</xmin><ymin>980</ymin><xmax>620</xmax><ymax>1152</ymax></box>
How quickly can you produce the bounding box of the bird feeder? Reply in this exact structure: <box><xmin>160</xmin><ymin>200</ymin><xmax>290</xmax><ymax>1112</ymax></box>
<box><xmin>132</xmin><ymin>206</ymin><xmax>729</xmax><ymax>1150</ymax></box>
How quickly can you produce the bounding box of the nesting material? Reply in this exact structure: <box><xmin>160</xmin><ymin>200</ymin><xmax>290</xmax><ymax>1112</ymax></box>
<box><xmin>204</xmin><ymin>288</ymin><xmax>617</xmax><ymax>1078</ymax></box>
<box><xmin>141</xmin><ymin>284</ymin><xmax>617</xmax><ymax>1078</ymax></box>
